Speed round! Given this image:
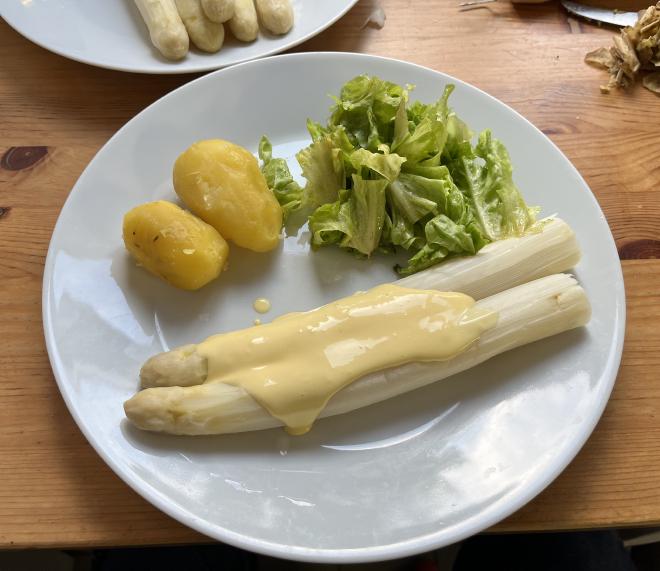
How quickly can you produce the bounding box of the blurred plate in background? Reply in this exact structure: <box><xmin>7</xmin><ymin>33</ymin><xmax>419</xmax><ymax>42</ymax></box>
<box><xmin>1</xmin><ymin>0</ymin><xmax>358</xmax><ymax>74</ymax></box>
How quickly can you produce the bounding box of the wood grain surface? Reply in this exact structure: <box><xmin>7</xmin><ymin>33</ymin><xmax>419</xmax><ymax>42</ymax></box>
<box><xmin>1</xmin><ymin>0</ymin><xmax>659</xmax><ymax>550</ymax></box>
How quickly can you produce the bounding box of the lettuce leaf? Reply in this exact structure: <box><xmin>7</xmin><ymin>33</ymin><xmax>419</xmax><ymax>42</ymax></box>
<box><xmin>328</xmin><ymin>75</ymin><xmax>406</xmax><ymax>151</ymax></box>
<box><xmin>384</xmin><ymin>208</ymin><xmax>424</xmax><ymax>251</ymax></box>
<box><xmin>393</xmin><ymin>85</ymin><xmax>453</xmax><ymax>167</ymax></box>
<box><xmin>446</xmin><ymin>130</ymin><xmax>537</xmax><ymax>241</ymax></box>
<box><xmin>349</xmin><ymin>148</ymin><xmax>406</xmax><ymax>182</ymax></box>
<box><xmin>309</xmin><ymin>175</ymin><xmax>388</xmax><ymax>256</ymax></box>
<box><xmin>397</xmin><ymin>214</ymin><xmax>478</xmax><ymax>275</ymax></box>
<box><xmin>258</xmin><ymin>136</ymin><xmax>303</xmax><ymax>221</ymax></box>
<box><xmin>296</xmin><ymin>135</ymin><xmax>345</xmax><ymax>209</ymax></box>
<box><xmin>474</xmin><ymin>130</ymin><xmax>538</xmax><ymax>238</ymax></box>
<box><xmin>307</xmin><ymin>199</ymin><xmax>344</xmax><ymax>248</ymax></box>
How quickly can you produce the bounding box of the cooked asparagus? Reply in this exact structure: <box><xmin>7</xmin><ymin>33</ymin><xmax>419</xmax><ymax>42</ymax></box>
<box><xmin>229</xmin><ymin>0</ymin><xmax>259</xmax><ymax>41</ymax></box>
<box><xmin>137</xmin><ymin>217</ymin><xmax>580</xmax><ymax>390</ymax></box>
<box><xmin>125</xmin><ymin>273</ymin><xmax>590</xmax><ymax>435</ymax></box>
<box><xmin>174</xmin><ymin>0</ymin><xmax>225</xmax><ymax>53</ymax></box>
<box><xmin>255</xmin><ymin>0</ymin><xmax>293</xmax><ymax>35</ymax></box>
<box><xmin>201</xmin><ymin>0</ymin><xmax>235</xmax><ymax>23</ymax></box>
<box><xmin>134</xmin><ymin>0</ymin><xmax>189</xmax><ymax>60</ymax></box>
<box><xmin>397</xmin><ymin>217</ymin><xmax>580</xmax><ymax>300</ymax></box>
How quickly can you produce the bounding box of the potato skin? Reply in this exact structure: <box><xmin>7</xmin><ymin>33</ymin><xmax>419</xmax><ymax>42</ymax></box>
<box><xmin>173</xmin><ymin>140</ymin><xmax>282</xmax><ymax>252</ymax></box>
<box><xmin>123</xmin><ymin>200</ymin><xmax>228</xmax><ymax>290</ymax></box>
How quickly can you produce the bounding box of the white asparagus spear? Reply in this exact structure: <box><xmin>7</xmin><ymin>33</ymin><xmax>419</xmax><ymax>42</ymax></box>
<box><xmin>201</xmin><ymin>0</ymin><xmax>235</xmax><ymax>22</ymax></box>
<box><xmin>255</xmin><ymin>0</ymin><xmax>294</xmax><ymax>35</ymax></box>
<box><xmin>134</xmin><ymin>0</ymin><xmax>189</xmax><ymax>60</ymax></box>
<box><xmin>174</xmin><ymin>0</ymin><xmax>225</xmax><ymax>52</ymax></box>
<box><xmin>137</xmin><ymin>217</ymin><xmax>580</xmax><ymax>390</ymax></box>
<box><xmin>124</xmin><ymin>273</ymin><xmax>591</xmax><ymax>435</ymax></box>
<box><xmin>140</xmin><ymin>344</ymin><xmax>207</xmax><ymax>388</ymax></box>
<box><xmin>398</xmin><ymin>217</ymin><xmax>580</xmax><ymax>300</ymax></box>
<box><xmin>228</xmin><ymin>0</ymin><xmax>259</xmax><ymax>41</ymax></box>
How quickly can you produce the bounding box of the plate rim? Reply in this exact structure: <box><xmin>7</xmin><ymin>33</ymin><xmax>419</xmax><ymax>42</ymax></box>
<box><xmin>41</xmin><ymin>52</ymin><xmax>626</xmax><ymax>563</ymax></box>
<box><xmin>1</xmin><ymin>1</ymin><xmax>359</xmax><ymax>74</ymax></box>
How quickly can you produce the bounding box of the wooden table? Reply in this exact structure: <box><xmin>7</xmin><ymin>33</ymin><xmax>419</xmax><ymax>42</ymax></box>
<box><xmin>1</xmin><ymin>0</ymin><xmax>659</xmax><ymax>551</ymax></box>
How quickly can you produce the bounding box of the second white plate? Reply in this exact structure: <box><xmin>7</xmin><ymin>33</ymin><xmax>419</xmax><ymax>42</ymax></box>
<box><xmin>43</xmin><ymin>53</ymin><xmax>625</xmax><ymax>563</ymax></box>
<box><xmin>1</xmin><ymin>0</ymin><xmax>358</xmax><ymax>74</ymax></box>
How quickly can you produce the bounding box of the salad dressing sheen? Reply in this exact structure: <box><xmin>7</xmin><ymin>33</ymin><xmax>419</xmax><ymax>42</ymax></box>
<box><xmin>198</xmin><ymin>284</ymin><xmax>497</xmax><ymax>435</ymax></box>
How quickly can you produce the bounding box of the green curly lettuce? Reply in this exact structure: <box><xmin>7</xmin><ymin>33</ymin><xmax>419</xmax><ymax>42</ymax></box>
<box><xmin>263</xmin><ymin>75</ymin><xmax>537</xmax><ymax>275</ymax></box>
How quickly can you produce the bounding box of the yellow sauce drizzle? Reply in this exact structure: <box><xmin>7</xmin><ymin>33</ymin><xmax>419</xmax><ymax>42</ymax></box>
<box><xmin>253</xmin><ymin>298</ymin><xmax>271</xmax><ymax>314</ymax></box>
<box><xmin>198</xmin><ymin>284</ymin><xmax>497</xmax><ymax>435</ymax></box>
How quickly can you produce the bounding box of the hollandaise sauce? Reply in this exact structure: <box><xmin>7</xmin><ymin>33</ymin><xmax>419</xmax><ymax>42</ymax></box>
<box><xmin>197</xmin><ymin>284</ymin><xmax>497</xmax><ymax>435</ymax></box>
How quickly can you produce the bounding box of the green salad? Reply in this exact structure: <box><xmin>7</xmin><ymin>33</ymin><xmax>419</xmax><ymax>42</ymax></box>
<box><xmin>259</xmin><ymin>75</ymin><xmax>538</xmax><ymax>276</ymax></box>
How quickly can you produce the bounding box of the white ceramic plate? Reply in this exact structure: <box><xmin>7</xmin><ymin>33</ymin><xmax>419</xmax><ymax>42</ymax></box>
<box><xmin>43</xmin><ymin>53</ymin><xmax>625</xmax><ymax>563</ymax></box>
<box><xmin>1</xmin><ymin>0</ymin><xmax>357</xmax><ymax>74</ymax></box>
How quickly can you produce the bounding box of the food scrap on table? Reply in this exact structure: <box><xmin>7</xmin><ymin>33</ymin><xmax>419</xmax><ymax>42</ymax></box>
<box><xmin>361</xmin><ymin>3</ymin><xmax>386</xmax><ymax>29</ymax></box>
<box><xmin>585</xmin><ymin>2</ymin><xmax>660</xmax><ymax>94</ymax></box>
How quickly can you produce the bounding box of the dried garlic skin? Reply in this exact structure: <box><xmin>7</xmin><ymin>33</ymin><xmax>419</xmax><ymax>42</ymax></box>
<box><xmin>585</xmin><ymin>2</ymin><xmax>660</xmax><ymax>94</ymax></box>
<box><xmin>585</xmin><ymin>46</ymin><xmax>615</xmax><ymax>70</ymax></box>
<box><xmin>643</xmin><ymin>71</ymin><xmax>660</xmax><ymax>93</ymax></box>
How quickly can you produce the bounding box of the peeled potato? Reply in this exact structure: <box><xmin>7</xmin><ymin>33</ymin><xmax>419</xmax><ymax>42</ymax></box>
<box><xmin>173</xmin><ymin>139</ymin><xmax>282</xmax><ymax>252</ymax></box>
<box><xmin>123</xmin><ymin>200</ymin><xmax>228</xmax><ymax>290</ymax></box>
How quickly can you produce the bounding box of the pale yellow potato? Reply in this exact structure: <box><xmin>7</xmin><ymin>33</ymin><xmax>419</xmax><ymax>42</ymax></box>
<box><xmin>123</xmin><ymin>200</ymin><xmax>228</xmax><ymax>290</ymax></box>
<box><xmin>173</xmin><ymin>139</ymin><xmax>282</xmax><ymax>252</ymax></box>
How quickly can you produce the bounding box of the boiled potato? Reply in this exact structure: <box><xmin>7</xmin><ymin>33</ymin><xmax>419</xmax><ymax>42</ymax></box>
<box><xmin>123</xmin><ymin>200</ymin><xmax>228</xmax><ymax>290</ymax></box>
<box><xmin>173</xmin><ymin>139</ymin><xmax>282</xmax><ymax>252</ymax></box>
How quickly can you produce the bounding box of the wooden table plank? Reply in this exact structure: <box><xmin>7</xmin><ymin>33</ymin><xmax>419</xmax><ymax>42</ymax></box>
<box><xmin>1</xmin><ymin>0</ymin><xmax>659</xmax><ymax>549</ymax></box>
